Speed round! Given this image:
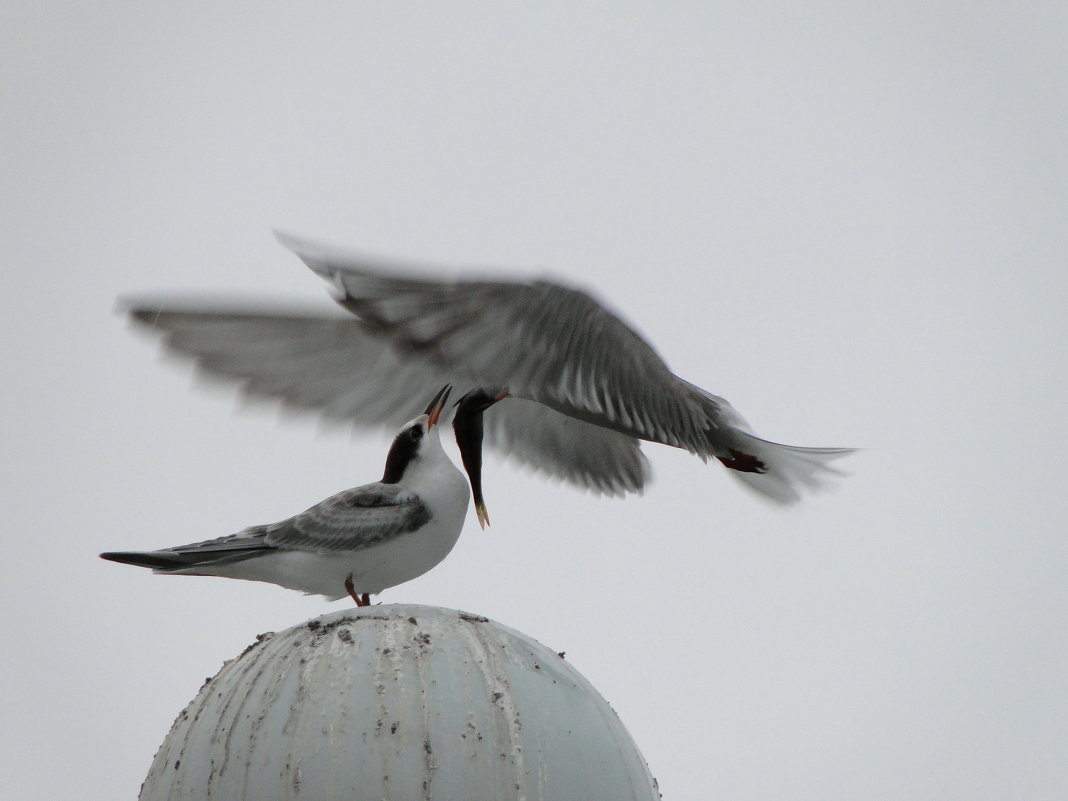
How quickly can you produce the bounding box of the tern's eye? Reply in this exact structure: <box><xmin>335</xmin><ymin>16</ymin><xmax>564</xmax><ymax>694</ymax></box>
<box><xmin>408</xmin><ymin>426</ymin><xmax>424</xmax><ymax>441</ymax></box>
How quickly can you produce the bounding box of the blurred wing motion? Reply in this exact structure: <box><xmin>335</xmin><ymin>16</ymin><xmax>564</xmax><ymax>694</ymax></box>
<box><xmin>125</xmin><ymin>232</ymin><xmax>854</xmax><ymax>502</ymax></box>
<box><xmin>128</xmin><ymin>308</ymin><xmax>650</xmax><ymax>496</ymax></box>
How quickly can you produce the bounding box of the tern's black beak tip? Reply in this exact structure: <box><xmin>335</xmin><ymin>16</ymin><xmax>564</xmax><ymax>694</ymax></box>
<box><xmin>453</xmin><ymin>386</ymin><xmax>509</xmax><ymax>412</ymax></box>
<box><xmin>424</xmin><ymin>384</ymin><xmax>453</xmax><ymax>426</ymax></box>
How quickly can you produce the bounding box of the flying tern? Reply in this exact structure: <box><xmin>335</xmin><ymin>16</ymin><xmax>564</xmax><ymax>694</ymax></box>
<box><xmin>101</xmin><ymin>385</ymin><xmax>504</xmax><ymax>604</ymax></box>
<box><xmin>127</xmin><ymin>232</ymin><xmax>853</xmax><ymax>503</ymax></box>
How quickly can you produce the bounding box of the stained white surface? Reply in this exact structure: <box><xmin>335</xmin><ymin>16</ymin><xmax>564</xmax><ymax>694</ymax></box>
<box><xmin>141</xmin><ymin>605</ymin><xmax>658</xmax><ymax>801</ymax></box>
<box><xmin>3</xmin><ymin>4</ymin><xmax>1067</xmax><ymax>801</ymax></box>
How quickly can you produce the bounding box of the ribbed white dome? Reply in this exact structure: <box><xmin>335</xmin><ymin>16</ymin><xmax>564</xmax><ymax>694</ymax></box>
<box><xmin>140</xmin><ymin>605</ymin><xmax>660</xmax><ymax>800</ymax></box>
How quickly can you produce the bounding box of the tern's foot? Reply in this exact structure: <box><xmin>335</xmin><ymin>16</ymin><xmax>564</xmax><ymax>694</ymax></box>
<box><xmin>345</xmin><ymin>575</ymin><xmax>371</xmax><ymax>607</ymax></box>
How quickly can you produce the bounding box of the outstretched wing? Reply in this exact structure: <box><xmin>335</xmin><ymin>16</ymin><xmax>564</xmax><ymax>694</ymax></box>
<box><xmin>126</xmin><ymin>306</ymin><xmax>652</xmax><ymax>495</ymax></box>
<box><xmin>127</xmin><ymin>307</ymin><xmax>444</xmax><ymax>425</ymax></box>
<box><xmin>277</xmin><ymin>231</ymin><xmax>712</xmax><ymax>452</ymax></box>
<box><xmin>121</xmin><ymin>234</ymin><xmax>853</xmax><ymax>504</ymax></box>
<box><xmin>482</xmin><ymin>396</ymin><xmax>650</xmax><ymax>495</ymax></box>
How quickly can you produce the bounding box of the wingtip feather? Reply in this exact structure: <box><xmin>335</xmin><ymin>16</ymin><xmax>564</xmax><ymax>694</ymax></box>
<box><xmin>100</xmin><ymin>550</ymin><xmax>181</xmax><ymax>570</ymax></box>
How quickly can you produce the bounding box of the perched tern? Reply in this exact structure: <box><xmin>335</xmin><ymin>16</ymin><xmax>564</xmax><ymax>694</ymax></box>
<box><xmin>101</xmin><ymin>385</ymin><xmax>504</xmax><ymax>604</ymax></box>
<box><xmin>126</xmin><ymin>232</ymin><xmax>854</xmax><ymax>503</ymax></box>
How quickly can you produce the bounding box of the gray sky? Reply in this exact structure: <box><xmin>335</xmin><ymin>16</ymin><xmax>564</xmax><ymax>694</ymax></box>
<box><xmin>4</xmin><ymin>3</ymin><xmax>1067</xmax><ymax>799</ymax></box>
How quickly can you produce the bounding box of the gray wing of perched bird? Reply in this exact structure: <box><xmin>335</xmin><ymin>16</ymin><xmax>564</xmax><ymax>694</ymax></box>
<box><xmin>264</xmin><ymin>483</ymin><xmax>430</xmax><ymax>552</ymax></box>
<box><xmin>125</xmin><ymin>232</ymin><xmax>854</xmax><ymax>502</ymax></box>
<box><xmin>101</xmin><ymin>483</ymin><xmax>431</xmax><ymax>572</ymax></box>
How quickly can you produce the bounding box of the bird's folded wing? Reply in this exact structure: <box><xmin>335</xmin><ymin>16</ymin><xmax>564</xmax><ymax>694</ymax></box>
<box><xmin>264</xmin><ymin>483</ymin><xmax>431</xmax><ymax>552</ymax></box>
<box><xmin>117</xmin><ymin>528</ymin><xmax>277</xmax><ymax>568</ymax></box>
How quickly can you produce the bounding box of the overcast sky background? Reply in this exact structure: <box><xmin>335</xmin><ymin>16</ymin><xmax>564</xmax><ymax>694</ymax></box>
<box><xmin>4</xmin><ymin>3</ymin><xmax>1067</xmax><ymax>799</ymax></box>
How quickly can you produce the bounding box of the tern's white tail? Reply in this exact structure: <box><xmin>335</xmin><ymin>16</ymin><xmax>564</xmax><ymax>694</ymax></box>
<box><xmin>720</xmin><ymin>431</ymin><xmax>855</xmax><ymax>504</ymax></box>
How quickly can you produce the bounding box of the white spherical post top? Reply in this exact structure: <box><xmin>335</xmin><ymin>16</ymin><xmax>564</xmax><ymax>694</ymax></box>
<box><xmin>140</xmin><ymin>604</ymin><xmax>660</xmax><ymax>801</ymax></box>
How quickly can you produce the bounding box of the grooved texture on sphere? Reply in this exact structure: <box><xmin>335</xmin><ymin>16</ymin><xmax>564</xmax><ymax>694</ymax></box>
<box><xmin>139</xmin><ymin>605</ymin><xmax>660</xmax><ymax>801</ymax></box>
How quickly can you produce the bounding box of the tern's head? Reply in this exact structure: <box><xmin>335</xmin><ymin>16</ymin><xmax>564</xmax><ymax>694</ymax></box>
<box><xmin>452</xmin><ymin>387</ymin><xmax>509</xmax><ymax>529</ymax></box>
<box><xmin>381</xmin><ymin>385</ymin><xmax>452</xmax><ymax>484</ymax></box>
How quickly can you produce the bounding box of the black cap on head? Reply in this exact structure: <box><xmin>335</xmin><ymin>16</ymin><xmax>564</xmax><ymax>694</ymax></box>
<box><xmin>382</xmin><ymin>385</ymin><xmax>453</xmax><ymax>484</ymax></box>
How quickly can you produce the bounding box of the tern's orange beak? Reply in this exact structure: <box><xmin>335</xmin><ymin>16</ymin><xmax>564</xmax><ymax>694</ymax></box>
<box><xmin>424</xmin><ymin>384</ymin><xmax>452</xmax><ymax>428</ymax></box>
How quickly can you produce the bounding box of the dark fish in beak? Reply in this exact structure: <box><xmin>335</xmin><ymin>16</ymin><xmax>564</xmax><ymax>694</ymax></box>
<box><xmin>452</xmin><ymin>387</ymin><xmax>509</xmax><ymax>529</ymax></box>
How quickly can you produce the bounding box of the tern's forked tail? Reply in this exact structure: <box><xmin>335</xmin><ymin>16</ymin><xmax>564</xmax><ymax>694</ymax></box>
<box><xmin>716</xmin><ymin>431</ymin><xmax>856</xmax><ymax>504</ymax></box>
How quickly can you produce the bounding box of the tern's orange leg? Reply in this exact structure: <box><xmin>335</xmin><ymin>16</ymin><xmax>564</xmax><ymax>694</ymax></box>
<box><xmin>345</xmin><ymin>575</ymin><xmax>371</xmax><ymax>607</ymax></box>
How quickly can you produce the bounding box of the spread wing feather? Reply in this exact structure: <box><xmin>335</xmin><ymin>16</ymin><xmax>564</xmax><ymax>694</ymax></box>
<box><xmin>122</xmin><ymin>233</ymin><xmax>854</xmax><ymax>503</ymax></box>
<box><xmin>126</xmin><ymin>307</ymin><xmax>651</xmax><ymax>495</ymax></box>
<box><xmin>278</xmin><ymin>232</ymin><xmax>714</xmax><ymax>451</ymax></box>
